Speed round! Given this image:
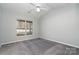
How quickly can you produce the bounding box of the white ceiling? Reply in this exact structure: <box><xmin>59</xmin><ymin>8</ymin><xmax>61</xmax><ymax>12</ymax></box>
<box><xmin>0</xmin><ymin>3</ymin><xmax>74</xmax><ymax>19</ymax></box>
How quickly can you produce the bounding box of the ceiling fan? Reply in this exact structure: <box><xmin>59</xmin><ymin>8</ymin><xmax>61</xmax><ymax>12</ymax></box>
<box><xmin>28</xmin><ymin>3</ymin><xmax>48</xmax><ymax>13</ymax></box>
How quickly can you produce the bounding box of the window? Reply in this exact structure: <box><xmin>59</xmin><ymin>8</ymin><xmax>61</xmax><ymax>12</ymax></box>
<box><xmin>26</xmin><ymin>21</ymin><xmax>32</xmax><ymax>35</ymax></box>
<box><xmin>17</xmin><ymin>20</ymin><xmax>33</xmax><ymax>36</ymax></box>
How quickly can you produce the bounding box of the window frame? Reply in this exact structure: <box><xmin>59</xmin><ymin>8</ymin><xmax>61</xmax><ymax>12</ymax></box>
<box><xmin>17</xmin><ymin>20</ymin><xmax>33</xmax><ymax>36</ymax></box>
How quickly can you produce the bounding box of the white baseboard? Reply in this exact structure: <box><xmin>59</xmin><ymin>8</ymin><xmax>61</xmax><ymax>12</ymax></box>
<box><xmin>1</xmin><ymin>36</ymin><xmax>79</xmax><ymax>49</ymax></box>
<box><xmin>1</xmin><ymin>37</ymin><xmax>38</xmax><ymax>46</ymax></box>
<box><xmin>40</xmin><ymin>36</ymin><xmax>79</xmax><ymax>49</ymax></box>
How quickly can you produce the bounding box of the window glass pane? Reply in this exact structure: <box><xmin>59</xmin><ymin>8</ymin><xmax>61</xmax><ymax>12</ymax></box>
<box><xmin>17</xmin><ymin>20</ymin><xmax>25</xmax><ymax>36</ymax></box>
<box><xmin>26</xmin><ymin>21</ymin><xmax>33</xmax><ymax>35</ymax></box>
<box><xmin>17</xmin><ymin>20</ymin><xmax>25</xmax><ymax>29</ymax></box>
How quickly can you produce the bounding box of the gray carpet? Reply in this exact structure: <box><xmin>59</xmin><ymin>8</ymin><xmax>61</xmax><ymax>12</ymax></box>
<box><xmin>0</xmin><ymin>38</ymin><xmax>79</xmax><ymax>55</ymax></box>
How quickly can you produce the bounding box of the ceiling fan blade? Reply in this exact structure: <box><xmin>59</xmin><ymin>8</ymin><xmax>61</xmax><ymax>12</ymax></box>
<box><xmin>40</xmin><ymin>8</ymin><xmax>48</xmax><ymax>11</ymax></box>
<box><xmin>30</xmin><ymin>3</ymin><xmax>41</xmax><ymax>7</ymax></box>
<box><xmin>30</xmin><ymin>3</ymin><xmax>35</xmax><ymax>6</ymax></box>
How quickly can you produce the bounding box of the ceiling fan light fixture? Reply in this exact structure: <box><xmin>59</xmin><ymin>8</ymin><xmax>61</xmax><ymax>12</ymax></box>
<box><xmin>36</xmin><ymin>6</ymin><xmax>40</xmax><ymax>12</ymax></box>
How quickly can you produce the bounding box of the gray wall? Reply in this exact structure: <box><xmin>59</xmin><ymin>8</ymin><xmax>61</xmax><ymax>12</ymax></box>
<box><xmin>0</xmin><ymin>7</ymin><xmax>2</xmax><ymax>45</ymax></box>
<box><xmin>40</xmin><ymin>4</ymin><xmax>79</xmax><ymax>47</ymax></box>
<box><xmin>0</xmin><ymin>9</ymin><xmax>39</xmax><ymax>45</ymax></box>
<box><xmin>1</xmin><ymin>11</ymin><xmax>16</xmax><ymax>44</ymax></box>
